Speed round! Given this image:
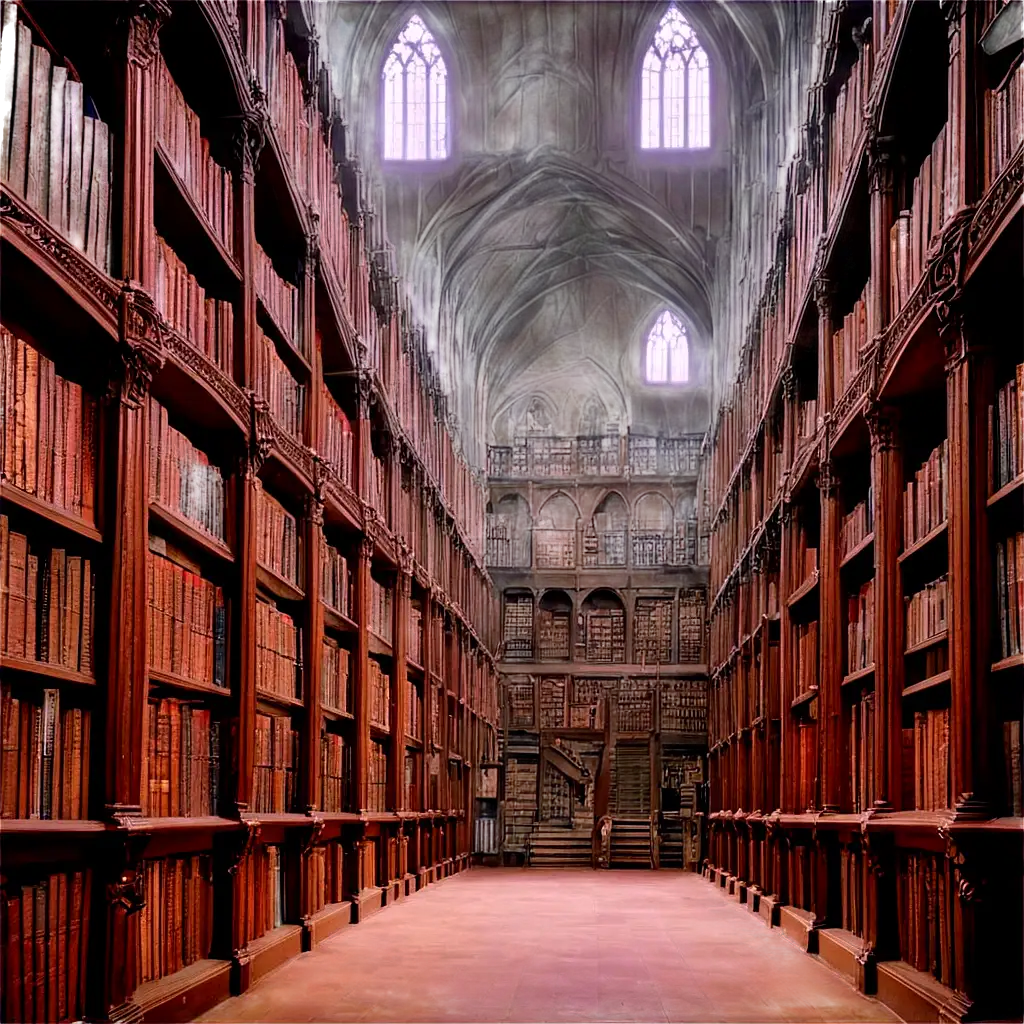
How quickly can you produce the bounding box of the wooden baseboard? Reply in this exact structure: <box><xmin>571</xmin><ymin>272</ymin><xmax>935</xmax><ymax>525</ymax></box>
<box><xmin>779</xmin><ymin>905</ymin><xmax>818</xmax><ymax>953</ymax></box>
<box><xmin>234</xmin><ymin>924</ymin><xmax>303</xmax><ymax>993</ymax></box>
<box><xmin>402</xmin><ymin>873</ymin><xmax>416</xmax><ymax>896</ymax></box>
<box><xmin>136</xmin><ymin>959</ymin><xmax>232</xmax><ymax>1023</ymax></box>
<box><xmin>351</xmin><ymin>886</ymin><xmax>384</xmax><ymax>923</ymax></box>
<box><xmin>817</xmin><ymin>927</ymin><xmax>871</xmax><ymax>992</ymax></box>
<box><xmin>875</xmin><ymin>960</ymin><xmax>971</xmax><ymax>1023</ymax></box>
<box><xmin>302</xmin><ymin>901</ymin><xmax>352</xmax><ymax>949</ymax></box>
<box><xmin>758</xmin><ymin>892</ymin><xmax>781</xmax><ymax>926</ymax></box>
<box><xmin>746</xmin><ymin>885</ymin><xmax>761</xmax><ymax>914</ymax></box>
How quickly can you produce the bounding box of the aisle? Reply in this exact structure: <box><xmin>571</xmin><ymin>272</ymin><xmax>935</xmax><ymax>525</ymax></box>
<box><xmin>195</xmin><ymin>869</ymin><xmax>899</xmax><ymax>1023</ymax></box>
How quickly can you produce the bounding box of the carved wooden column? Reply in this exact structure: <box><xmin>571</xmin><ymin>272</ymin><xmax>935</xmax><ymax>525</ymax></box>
<box><xmin>302</xmin><ymin>476</ymin><xmax>325</xmax><ymax>812</ymax></box>
<box><xmin>421</xmin><ymin>590</ymin><xmax>435</xmax><ymax>813</ymax></box>
<box><xmin>778</xmin><ymin>500</ymin><xmax>796</xmax><ymax>813</ymax></box>
<box><xmin>868</xmin><ymin>405</ymin><xmax>902</xmax><ymax>809</ymax></box>
<box><xmin>390</xmin><ymin>552</ymin><xmax>412</xmax><ymax>810</ymax></box>
<box><xmin>817</xmin><ymin>457</ymin><xmax>842</xmax><ymax>812</ymax></box>
<box><xmin>942</xmin><ymin>308</ymin><xmax>993</xmax><ymax>817</ymax></box>
<box><xmin>114</xmin><ymin>0</ymin><xmax>168</xmax><ymax>286</ymax></box>
<box><xmin>353</xmin><ymin>535</ymin><xmax>373</xmax><ymax>811</ymax></box>
<box><xmin>942</xmin><ymin>0</ymin><xmax>977</xmax><ymax>211</ymax></box>
<box><xmin>866</xmin><ymin>129</ymin><xmax>895</xmax><ymax>341</ymax></box>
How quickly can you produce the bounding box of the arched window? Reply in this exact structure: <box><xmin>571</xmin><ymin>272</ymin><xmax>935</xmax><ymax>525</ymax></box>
<box><xmin>382</xmin><ymin>15</ymin><xmax>448</xmax><ymax>161</ymax></box>
<box><xmin>644</xmin><ymin>310</ymin><xmax>689</xmax><ymax>384</ymax></box>
<box><xmin>640</xmin><ymin>5</ymin><xmax>710</xmax><ymax>150</ymax></box>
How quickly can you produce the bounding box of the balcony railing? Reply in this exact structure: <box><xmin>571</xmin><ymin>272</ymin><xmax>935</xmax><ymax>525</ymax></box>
<box><xmin>487</xmin><ymin>525</ymin><xmax>708</xmax><ymax>570</ymax></box>
<box><xmin>487</xmin><ymin>432</ymin><xmax>702</xmax><ymax>480</ymax></box>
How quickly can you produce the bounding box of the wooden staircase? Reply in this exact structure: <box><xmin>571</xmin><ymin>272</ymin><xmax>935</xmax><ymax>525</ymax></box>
<box><xmin>527</xmin><ymin>816</ymin><xmax>593</xmax><ymax>868</ymax></box>
<box><xmin>610</xmin><ymin>819</ymin><xmax>652</xmax><ymax>868</ymax></box>
<box><xmin>659</xmin><ymin>815</ymin><xmax>685</xmax><ymax>868</ymax></box>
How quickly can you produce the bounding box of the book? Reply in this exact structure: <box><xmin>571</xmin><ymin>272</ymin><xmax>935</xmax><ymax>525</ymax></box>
<box><xmin>142</xmin><ymin>696</ymin><xmax>220</xmax><ymax>818</ymax></box>
<box><xmin>319</xmin><ymin>385</ymin><xmax>353</xmax><ymax>486</ymax></box>
<box><xmin>320</xmin><ymin>732</ymin><xmax>351</xmax><ymax>813</ymax></box>
<box><xmin>321</xmin><ymin>636</ymin><xmax>351</xmax><ymax>713</ymax></box>
<box><xmin>903</xmin><ymin>440</ymin><xmax>948</xmax><ymax>550</ymax></box>
<box><xmin>255</xmin><ymin>241</ymin><xmax>301</xmax><ymax>356</ymax></box>
<box><xmin>989</xmin><ymin>363</ymin><xmax>1023</xmax><ymax>494</ymax></box>
<box><xmin>633</xmin><ymin>596</ymin><xmax>673</xmax><ymax>665</ymax></box>
<box><xmin>255</xmin><ymin>598</ymin><xmax>301</xmax><ymax>701</ymax></box>
<box><xmin>995</xmin><ymin>531</ymin><xmax>1024</xmax><ymax>660</ymax></box>
<box><xmin>905</xmin><ymin>575</ymin><xmax>948</xmax><ymax>651</ymax></box>
<box><xmin>256</xmin><ymin>487</ymin><xmax>300</xmax><ymax>586</ymax></box>
<box><xmin>253</xmin><ymin>713</ymin><xmax>298</xmax><ymax>814</ymax></box>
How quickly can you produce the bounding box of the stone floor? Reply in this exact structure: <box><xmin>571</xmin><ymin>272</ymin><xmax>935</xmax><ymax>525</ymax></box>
<box><xmin>195</xmin><ymin>869</ymin><xmax>901</xmax><ymax>1023</ymax></box>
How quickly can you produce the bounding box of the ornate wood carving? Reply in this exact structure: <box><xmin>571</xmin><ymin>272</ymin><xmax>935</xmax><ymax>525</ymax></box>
<box><xmin>120</xmin><ymin>0</ymin><xmax>170</xmax><ymax>69</ymax></box>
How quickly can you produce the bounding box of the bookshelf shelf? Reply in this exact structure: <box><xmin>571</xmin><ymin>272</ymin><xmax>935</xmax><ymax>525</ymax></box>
<box><xmin>0</xmin><ymin>654</ymin><xmax>98</xmax><ymax>688</ymax></box>
<box><xmin>0</xmin><ymin>818</ymin><xmax>107</xmax><ymax>836</ymax></box>
<box><xmin>256</xmin><ymin>689</ymin><xmax>304</xmax><ymax>712</ymax></box>
<box><xmin>0</xmin><ymin>482</ymin><xmax>103</xmax><ymax>544</ymax></box>
<box><xmin>321</xmin><ymin>704</ymin><xmax>354</xmax><ymax>722</ymax></box>
<box><xmin>256</xmin><ymin>291</ymin><xmax>311</xmax><ymax>381</ymax></box>
<box><xmin>149</xmin><ymin>668</ymin><xmax>231</xmax><ymax>700</ymax></box>
<box><xmin>790</xmin><ymin>688</ymin><xmax>819</xmax><ymax>711</ymax></box>
<box><xmin>987</xmin><ymin>474</ymin><xmax>1024</xmax><ymax>509</ymax></box>
<box><xmin>990</xmin><ymin>654</ymin><xmax>1024</xmax><ymax>675</ymax></box>
<box><xmin>787</xmin><ymin>571</ymin><xmax>820</xmax><ymax>610</ymax></box>
<box><xmin>323</xmin><ymin>603</ymin><xmax>358</xmax><ymax>634</ymax></box>
<box><xmin>904</xmin><ymin>630</ymin><xmax>949</xmax><ymax>658</ymax></box>
<box><xmin>257</xmin><ymin>562</ymin><xmax>305</xmax><ymax>604</ymax></box>
<box><xmin>901</xmin><ymin>670</ymin><xmax>952</xmax><ymax>700</ymax></box>
<box><xmin>898</xmin><ymin>519</ymin><xmax>948</xmax><ymax>566</ymax></box>
<box><xmin>134</xmin><ymin>957</ymin><xmax>233</xmax><ymax>1024</ymax></box>
<box><xmin>154</xmin><ymin>141</ymin><xmax>240</xmax><ymax>286</ymax></box>
<box><xmin>150</xmin><ymin>503</ymin><xmax>233</xmax><ymax>564</ymax></box>
<box><xmin>841</xmin><ymin>664</ymin><xmax>875</xmax><ymax>689</ymax></box>
<box><xmin>370</xmin><ymin>723</ymin><xmax>390</xmax><ymax>741</ymax></box>
<box><xmin>369</xmin><ymin>633</ymin><xmax>393</xmax><ymax>658</ymax></box>
<box><xmin>840</xmin><ymin>531</ymin><xmax>874</xmax><ymax>569</ymax></box>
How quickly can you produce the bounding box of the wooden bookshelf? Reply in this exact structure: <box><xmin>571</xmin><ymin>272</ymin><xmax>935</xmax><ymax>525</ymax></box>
<box><xmin>703</xmin><ymin>3</ymin><xmax>1023</xmax><ymax>1021</ymax></box>
<box><xmin>0</xmin><ymin>3</ymin><xmax>499</xmax><ymax>1021</ymax></box>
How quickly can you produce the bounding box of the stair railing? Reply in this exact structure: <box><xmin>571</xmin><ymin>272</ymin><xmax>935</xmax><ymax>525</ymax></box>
<box><xmin>650</xmin><ymin>811</ymin><xmax>660</xmax><ymax>869</ymax></box>
<box><xmin>593</xmin><ymin>815</ymin><xmax>613</xmax><ymax>869</ymax></box>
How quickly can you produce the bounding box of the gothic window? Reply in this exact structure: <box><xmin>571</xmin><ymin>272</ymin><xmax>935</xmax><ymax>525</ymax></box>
<box><xmin>644</xmin><ymin>310</ymin><xmax>689</xmax><ymax>384</ymax></box>
<box><xmin>640</xmin><ymin>6</ymin><xmax>710</xmax><ymax>150</ymax></box>
<box><xmin>382</xmin><ymin>15</ymin><xmax>448</xmax><ymax>161</ymax></box>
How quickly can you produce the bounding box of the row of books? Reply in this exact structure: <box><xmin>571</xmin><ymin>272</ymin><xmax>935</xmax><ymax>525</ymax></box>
<box><xmin>141</xmin><ymin>698</ymin><xmax>220</xmax><ymax>818</ymax></box>
<box><xmin>147</xmin><ymin>549</ymin><xmax>227</xmax><ymax>687</ymax></box>
<box><xmin>154</xmin><ymin>55</ymin><xmax>233</xmax><ymax>250</ymax></box>
<box><xmin>797</xmin><ymin>398</ymin><xmax>818</xmax><ymax>441</ymax></box>
<box><xmin>137</xmin><ymin>855</ymin><xmax>213</xmax><ymax>987</ymax></box>
<box><xmin>367</xmin><ymin>741</ymin><xmax>387</xmax><ymax>812</ymax></box>
<box><xmin>905</xmin><ymin>575</ymin><xmax>948</xmax><ymax>651</ymax></box>
<box><xmin>319</xmin><ymin>385</ymin><xmax>353</xmax><ymax>486</ymax></box>
<box><xmin>832</xmin><ymin>284</ymin><xmax>869</xmax><ymax>401</ymax></box>
<box><xmin>321</xmin><ymin>543</ymin><xmax>350</xmax><ymax>619</ymax></box>
<box><xmin>255</xmin><ymin>599</ymin><xmax>301</xmax><ymax>701</ymax></box>
<box><xmin>989</xmin><ymin>363</ymin><xmax>1023</xmax><ymax>494</ymax></box>
<box><xmin>1004</xmin><ymin>719</ymin><xmax>1022</xmax><ymax>818</ymax></box>
<box><xmin>795</xmin><ymin>621</ymin><xmax>819</xmax><ymax>698</ymax></box>
<box><xmin>827</xmin><ymin>41</ymin><xmax>872</xmax><ymax>211</ymax></box>
<box><xmin>1</xmin><ymin>327</ymin><xmax>97</xmax><ymax>520</ymax></box>
<box><xmin>1</xmin><ymin>686</ymin><xmax>89</xmax><ymax>819</ymax></box>
<box><xmin>896</xmin><ymin>851</ymin><xmax>952</xmax><ymax>985</ymax></box>
<box><xmin>581</xmin><ymin>607</ymin><xmax>624</xmax><ymax>664</ymax></box>
<box><xmin>796</xmin><ymin>717</ymin><xmax>819</xmax><ymax>812</ymax></box>
<box><xmin>848</xmin><ymin>691</ymin><xmax>875</xmax><ymax>813</ymax></box>
<box><xmin>308</xmin><ymin>840</ymin><xmax>345</xmax><ymax>912</ymax></box>
<box><xmin>903</xmin><ymin>440</ymin><xmax>948</xmax><ymax>549</ymax></box>
<box><xmin>257</xmin><ymin>487</ymin><xmax>300</xmax><ymax>586</ymax></box>
<box><xmin>254</xmin><ymin>328</ymin><xmax>306</xmax><ymax>443</ymax></box>
<box><xmin>841</xmin><ymin>491</ymin><xmax>873</xmax><ymax>557</ymax></box>
<box><xmin>149</xmin><ymin>398</ymin><xmax>227</xmax><ymax>542</ymax></box>
<box><xmin>252</xmin><ymin>713</ymin><xmax>298</xmax><ymax>814</ymax></box>
<box><xmin>847</xmin><ymin>578</ymin><xmax>875</xmax><ymax>674</ymax></box>
<box><xmin>839</xmin><ymin>844</ymin><xmax>864</xmax><ymax>938</ymax></box>
<box><xmin>255</xmin><ymin>242</ymin><xmax>302</xmax><ymax>354</ymax></box>
<box><xmin>1</xmin><ymin>6</ymin><xmax>112</xmax><ymax>270</ymax></box>
<box><xmin>406</xmin><ymin>678</ymin><xmax>421</xmax><ymax>738</ymax></box>
<box><xmin>984</xmin><ymin>56</ymin><xmax>1024</xmax><ymax>189</ymax></box>
<box><xmin>369</xmin><ymin>577</ymin><xmax>392</xmax><ymax>643</ymax></box>
<box><xmin>995</xmin><ymin>531</ymin><xmax>1024</xmax><ymax>661</ymax></box>
<box><xmin>154</xmin><ymin>236</ymin><xmax>235</xmax><ymax>375</ymax></box>
<box><xmin>369</xmin><ymin>658</ymin><xmax>390</xmax><ymax>730</ymax></box>
<box><xmin>678</xmin><ymin>587</ymin><xmax>707</xmax><ymax>664</ymax></box>
<box><xmin>890</xmin><ymin>124</ymin><xmax>950</xmax><ymax>316</ymax></box>
<box><xmin>408</xmin><ymin>601</ymin><xmax>424</xmax><ymax>666</ymax></box>
<box><xmin>320</xmin><ymin>732</ymin><xmax>351</xmax><ymax>813</ymax></box>
<box><xmin>1</xmin><ymin>520</ymin><xmax>95</xmax><ymax>675</ymax></box>
<box><xmin>633</xmin><ymin>597</ymin><xmax>673</xmax><ymax>666</ymax></box>
<box><xmin>906</xmin><ymin>708</ymin><xmax>951</xmax><ymax>811</ymax></box>
<box><xmin>2</xmin><ymin>869</ymin><xmax>90</xmax><ymax>1024</ymax></box>
<box><xmin>321</xmin><ymin>637</ymin><xmax>351</xmax><ymax>714</ymax></box>
<box><xmin>791</xmin><ymin>530</ymin><xmax>818</xmax><ymax>589</ymax></box>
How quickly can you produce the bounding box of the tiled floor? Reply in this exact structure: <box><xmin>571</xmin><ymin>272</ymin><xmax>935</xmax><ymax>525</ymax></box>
<box><xmin>195</xmin><ymin>869</ymin><xmax>901</xmax><ymax>1023</ymax></box>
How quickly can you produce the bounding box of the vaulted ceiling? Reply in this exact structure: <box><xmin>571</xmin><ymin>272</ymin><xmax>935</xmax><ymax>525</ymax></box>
<box><xmin>315</xmin><ymin>1</ymin><xmax>807</xmax><ymax>461</ymax></box>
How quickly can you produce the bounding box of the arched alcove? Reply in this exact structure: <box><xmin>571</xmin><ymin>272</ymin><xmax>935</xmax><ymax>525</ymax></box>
<box><xmin>486</xmin><ymin>493</ymin><xmax>532</xmax><ymax>568</ymax></box>
<box><xmin>579</xmin><ymin>588</ymin><xmax>626</xmax><ymax>664</ymax></box>
<box><xmin>632</xmin><ymin>492</ymin><xmax>674</xmax><ymax>567</ymax></box>
<box><xmin>537</xmin><ymin>590</ymin><xmax>573</xmax><ymax>661</ymax></box>
<box><xmin>501</xmin><ymin>588</ymin><xmax>534</xmax><ymax>661</ymax></box>
<box><xmin>535</xmin><ymin>493</ymin><xmax>579</xmax><ymax>568</ymax></box>
<box><xmin>583</xmin><ymin>493</ymin><xmax>629</xmax><ymax>568</ymax></box>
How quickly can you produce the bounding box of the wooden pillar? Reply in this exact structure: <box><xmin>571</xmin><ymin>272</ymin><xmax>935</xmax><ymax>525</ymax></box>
<box><xmin>817</xmin><ymin>458</ymin><xmax>842</xmax><ymax>812</ymax></box>
<box><xmin>421</xmin><ymin>591</ymin><xmax>434</xmax><ymax>812</ymax></box>
<box><xmin>943</xmin><ymin>316</ymin><xmax>993</xmax><ymax>817</ymax></box>
<box><xmin>391</xmin><ymin>556</ymin><xmax>412</xmax><ymax>810</ymax></box>
<box><xmin>867</xmin><ymin>406</ymin><xmax>902</xmax><ymax>809</ymax></box>
<box><xmin>779</xmin><ymin>505</ymin><xmax>795</xmax><ymax>812</ymax></box>
<box><xmin>303</xmin><ymin>492</ymin><xmax>324</xmax><ymax>812</ymax></box>
<box><xmin>353</xmin><ymin>536</ymin><xmax>373</xmax><ymax>811</ymax></box>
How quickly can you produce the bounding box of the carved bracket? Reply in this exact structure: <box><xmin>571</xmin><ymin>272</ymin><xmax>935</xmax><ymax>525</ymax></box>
<box><xmin>113</xmin><ymin>284</ymin><xmax>167</xmax><ymax>407</ymax></box>
<box><xmin>228</xmin><ymin>819</ymin><xmax>263</xmax><ymax>877</ymax></box>
<box><xmin>232</xmin><ymin>94</ymin><xmax>267</xmax><ymax>184</ymax></box>
<box><xmin>106</xmin><ymin>819</ymin><xmax>152</xmax><ymax>915</ymax></box>
<box><xmin>118</xmin><ymin>0</ymin><xmax>171</xmax><ymax>70</ymax></box>
<box><xmin>246</xmin><ymin>392</ymin><xmax>275</xmax><ymax>475</ymax></box>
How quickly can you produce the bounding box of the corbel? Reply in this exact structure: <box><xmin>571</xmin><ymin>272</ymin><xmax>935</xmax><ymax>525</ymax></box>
<box><xmin>112</xmin><ymin>284</ymin><xmax>167</xmax><ymax>407</ymax></box>
<box><xmin>117</xmin><ymin>0</ymin><xmax>171</xmax><ymax>70</ymax></box>
<box><xmin>246</xmin><ymin>391</ymin><xmax>275</xmax><ymax>476</ymax></box>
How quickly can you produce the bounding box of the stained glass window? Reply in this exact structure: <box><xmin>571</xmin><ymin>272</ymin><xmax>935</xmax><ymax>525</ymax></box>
<box><xmin>645</xmin><ymin>311</ymin><xmax>689</xmax><ymax>384</ymax></box>
<box><xmin>382</xmin><ymin>15</ymin><xmax>448</xmax><ymax>161</ymax></box>
<box><xmin>640</xmin><ymin>6</ymin><xmax>710</xmax><ymax>150</ymax></box>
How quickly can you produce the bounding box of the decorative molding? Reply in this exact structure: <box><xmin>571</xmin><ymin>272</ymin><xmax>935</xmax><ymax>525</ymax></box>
<box><xmin>164</xmin><ymin>330</ymin><xmax>250</xmax><ymax>427</ymax></box>
<box><xmin>865</xmin><ymin>402</ymin><xmax>898</xmax><ymax>453</ymax></box>
<box><xmin>120</xmin><ymin>0</ymin><xmax>171</xmax><ymax>70</ymax></box>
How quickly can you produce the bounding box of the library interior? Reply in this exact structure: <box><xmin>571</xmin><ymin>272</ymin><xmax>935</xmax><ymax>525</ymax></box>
<box><xmin>0</xmin><ymin>1</ymin><xmax>1021</xmax><ymax>1022</ymax></box>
